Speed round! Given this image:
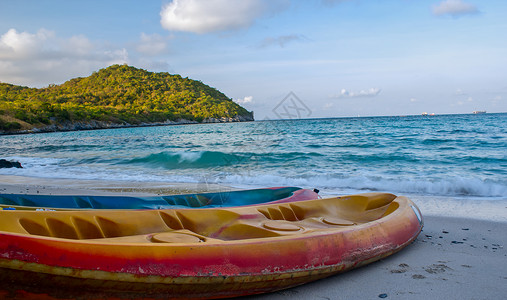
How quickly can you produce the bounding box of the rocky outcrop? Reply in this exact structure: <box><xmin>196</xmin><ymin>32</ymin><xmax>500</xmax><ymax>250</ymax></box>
<box><xmin>25</xmin><ymin>119</ymin><xmax>200</xmax><ymax>134</ymax></box>
<box><xmin>1</xmin><ymin>114</ymin><xmax>254</xmax><ymax>135</ymax></box>
<box><xmin>29</xmin><ymin>121</ymin><xmax>128</xmax><ymax>133</ymax></box>
<box><xmin>0</xmin><ymin>159</ymin><xmax>22</xmax><ymax>168</ymax></box>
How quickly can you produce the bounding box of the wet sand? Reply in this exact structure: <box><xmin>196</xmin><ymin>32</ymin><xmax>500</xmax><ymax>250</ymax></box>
<box><xmin>0</xmin><ymin>174</ymin><xmax>237</xmax><ymax>196</ymax></box>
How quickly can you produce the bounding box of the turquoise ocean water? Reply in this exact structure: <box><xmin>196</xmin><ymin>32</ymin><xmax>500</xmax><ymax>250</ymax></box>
<box><xmin>1</xmin><ymin>113</ymin><xmax>506</xmax><ymax>199</ymax></box>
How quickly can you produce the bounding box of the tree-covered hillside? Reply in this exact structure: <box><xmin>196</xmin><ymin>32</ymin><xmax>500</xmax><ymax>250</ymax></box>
<box><xmin>0</xmin><ymin>65</ymin><xmax>253</xmax><ymax>133</ymax></box>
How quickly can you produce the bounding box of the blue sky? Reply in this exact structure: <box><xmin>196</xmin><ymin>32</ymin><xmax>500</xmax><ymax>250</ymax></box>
<box><xmin>1</xmin><ymin>0</ymin><xmax>506</xmax><ymax>118</ymax></box>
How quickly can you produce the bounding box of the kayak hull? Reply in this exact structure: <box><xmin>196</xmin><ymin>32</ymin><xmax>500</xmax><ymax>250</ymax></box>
<box><xmin>0</xmin><ymin>193</ymin><xmax>423</xmax><ymax>299</ymax></box>
<box><xmin>0</xmin><ymin>187</ymin><xmax>319</xmax><ymax>210</ymax></box>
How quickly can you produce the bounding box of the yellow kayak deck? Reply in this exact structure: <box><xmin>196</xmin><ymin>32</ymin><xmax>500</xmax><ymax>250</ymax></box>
<box><xmin>0</xmin><ymin>193</ymin><xmax>423</xmax><ymax>299</ymax></box>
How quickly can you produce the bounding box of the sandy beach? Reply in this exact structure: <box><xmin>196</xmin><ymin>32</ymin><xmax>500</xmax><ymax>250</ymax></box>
<box><xmin>0</xmin><ymin>175</ymin><xmax>238</xmax><ymax>197</ymax></box>
<box><xmin>244</xmin><ymin>215</ymin><xmax>506</xmax><ymax>300</ymax></box>
<box><xmin>1</xmin><ymin>177</ymin><xmax>506</xmax><ymax>300</ymax></box>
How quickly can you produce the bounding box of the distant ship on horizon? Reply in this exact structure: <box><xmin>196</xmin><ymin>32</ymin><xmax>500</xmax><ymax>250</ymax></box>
<box><xmin>473</xmin><ymin>111</ymin><xmax>486</xmax><ymax>114</ymax></box>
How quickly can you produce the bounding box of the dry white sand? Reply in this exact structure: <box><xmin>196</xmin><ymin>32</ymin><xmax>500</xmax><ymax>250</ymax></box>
<box><xmin>1</xmin><ymin>176</ymin><xmax>506</xmax><ymax>300</ymax></box>
<box><xmin>244</xmin><ymin>216</ymin><xmax>507</xmax><ymax>300</ymax></box>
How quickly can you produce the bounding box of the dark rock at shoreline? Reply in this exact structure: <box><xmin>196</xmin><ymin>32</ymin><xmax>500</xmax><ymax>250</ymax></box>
<box><xmin>0</xmin><ymin>159</ymin><xmax>22</xmax><ymax>168</ymax></box>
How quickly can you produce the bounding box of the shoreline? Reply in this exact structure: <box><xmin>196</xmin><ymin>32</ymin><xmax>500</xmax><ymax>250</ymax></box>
<box><xmin>1</xmin><ymin>174</ymin><xmax>506</xmax><ymax>221</ymax></box>
<box><xmin>0</xmin><ymin>175</ymin><xmax>237</xmax><ymax>197</ymax></box>
<box><xmin>3</xmin><ymin>112</ymin><xmax>505</xmax><ymax>136</ymax></box>
<box><xmin>0</xmin><ymin>118</ymin><xmax>255</xmax><ymax>136</ymax></box>
<box><xmin>0</xmin><ymin>176</ymin><xmax>506</xmax><ymax>299</ymax></box>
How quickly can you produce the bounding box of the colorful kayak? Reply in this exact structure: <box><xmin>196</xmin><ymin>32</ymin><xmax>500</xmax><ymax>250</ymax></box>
<box><xmin>0</xmin><ymin>187</ymin><xmax>319</xmax><ymax>210</ymax></box>
<box><xmin>0</xmin><ymin>192</ymin><xmax>423</xmax><ymax>299</ymax></box>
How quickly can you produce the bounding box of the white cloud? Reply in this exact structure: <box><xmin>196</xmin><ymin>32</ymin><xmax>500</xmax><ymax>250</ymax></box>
<box><xmin>0</xmin><ymin>28</ymin><xmax>54</xmax><ymax>59</ymax></box>
<box><xmin>136</xmin><ymin>33</ymin><xmax>168</xmax><ymax>56</ymax></box>
<box><xmin>64</xmin><ymin>35</ymin><xmax>95</xmax><ymax>56</ymax></box>
<box><xmin>0</xmin><ymin>28</ymin><xmax>129</xmax><ymax>86</ymax></box>
<box><xmin>331</xmin><ymin>88</ymin><xmax>381</xmax><ymax>99</ymax></box>
<box><xmin>259</xmin><ymin>34</ymin><xmax>308</xmax><ymax>48</ymax></box>
<box><xmin>234</xmin><ymin>96</ymin><xmax>253</xmax><ymax>105</ymax></box>
<box><xmin>160</xmin><ymin>0</ymin><xmax>289</xmax><ymax>34</ymax></box>
<box><xmin>433</xmin><ymin>0</ymin><xmax>479</xmax><ymax>17</ymax></box>
<box><xmin>410</xmin><ymin>98</ymin><xmax>418</xmax><ymax>102</ymax></box>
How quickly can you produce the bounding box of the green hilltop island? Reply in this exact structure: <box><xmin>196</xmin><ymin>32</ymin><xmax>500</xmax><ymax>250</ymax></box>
<box><xmin>0</xmin><ymin>65</ymin><xmax>253</xmax><ymax>134</ymax></box>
